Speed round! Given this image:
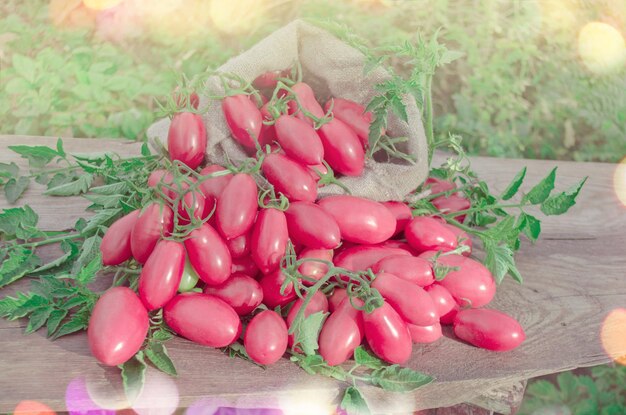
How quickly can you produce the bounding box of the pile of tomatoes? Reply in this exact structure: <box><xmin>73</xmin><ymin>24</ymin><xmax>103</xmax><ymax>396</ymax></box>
<box><xmin>89</xmin><ymin>70</ymin><xmax>525</xmax><ymax>369</ymax></box>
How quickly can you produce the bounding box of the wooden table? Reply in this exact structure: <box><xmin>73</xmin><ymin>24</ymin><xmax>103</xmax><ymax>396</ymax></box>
<box><xmin>1</xmin><ymin>135</ymin><xmax>625</xmax><ymax>414</ymax></box>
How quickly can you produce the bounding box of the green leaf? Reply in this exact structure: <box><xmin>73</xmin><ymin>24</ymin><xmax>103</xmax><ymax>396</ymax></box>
<box><xmin>12</xmin><ymin>54</ymin><xmax>37</xmax><ymax>83</ymax></box>
<box><xmin>370</xmin><ymin>365</ymin><xmax>434</xmax><ymax>392</ymax></box>
<box><xmin>292</xmin><ymin>311</ymin><xmax>328</xmax><ymax>356</ymax></box>
<box><xmin>25</xmin><ymin>306</ymin><xmax>53</xmax><ymax>334</ymax></box>
<box><xmin>56</xmin><ymin>138</ymin><xmax>66</xmax><ymax>158</ymax></box>
<box><xmin>0</xmin><ymin>162</ymin><xmax>19</xmax><ymax>179</ymax></box>
<box><xmin>557</xmin><ymin>371</ymin><xmax>579</xmax><ymax>402</ymax></box>
<box><xmin>72</xmin><ymin>235</ymin><xmax>102</xmax><ymax>276</ymax></box>
<box><xmin>5</xmin><ymin>78</ymin><xmax>31</xmax><ymax>94</ymax></box>
<box><xmin>152</xmin><ymin>329</ymin><xmax>174</xmax><ymax>342</ymax></box>
<box><xmin>500</xmin><ymin>167</ymin><xmax>526</xmax><ymax>200</ymax></box>
<box><xmin>81</xmin><ymin>208</ymin><xmax>122</xmax><ymax>235</ymax></box>
<box><xmin>541</xmin><ymin>177</ymin><xmax>587</xmax><ymax>216</ymax></box>
<box><xmin>83</xmin><ymin>194</ymin><xmax>124</xmax><ymax>209</ymax></box>
<box><xmin>389</xmin><ymin>95</ymin><xmax>408</xmax><ymax>123</ymax></box>
<box><xmin>483</xmin><ymin>242</ymin><xmax>523</xmax><ymax>284</ymax></box>
<box><xmin>120</xmin><ymin>352</ymin><xmax>147</xmax><ymax>404</ymax></box>
<box><xmin>76</xmin><ymin>254</ymin><xmax>102</xmax><ymax>285</ymax></box>
<box><xmin>340</xmin><ymin>386</ymin><xmax>371</xmax><ymax>415</ymax></box>
<box><xmin>145</xmin><ymin>342</ymin><xmax>177</xmax><ymax>376</ymax></box>
<box><xmin>31</xmin><ymin>241</ymin><xmax>79</xmax><ymax>274</ymax></box>
<box><xmin>0</xmin><ymin>293</ymin><xmax>32</xmax><ymax>319</ymax></box>
<box><xmin>4</xmin><ymin>176</ymin><xmax>30</xmax><ymax>204</ymax></box>
<box><xmin>9</xmin><ymin>145</ymin><xmax>59</xmax><ymax>168</ymax></box>
<box><xmin>354</xmin><ymin>346</ymin><xmax>384</xmax><ymax>370</ymax></box>
<box><xmin>0</xmin><ymin>205</ymin><xmax>39</xmax><ymax>237</ymax></box>
<box><xmin>520</xmin><ymin>213</ymin><xmax>541</xmax><ymax>241</ymax></box>
<box><xmin>523</xmin><ymin>167</ymin><xmax>557</xmax><ymax>204</ymax></box>
<box><xmin>526</xmin><ymin>379</ymin><xmax>560</xmax><ymax>401</ymax></box>
<box><xmin>46</xmin><ymin>308</ymin><xmax>69</xmax><ymax>337</ymax></box>
<box><xmin>141</xmin><ymin>142</ymin><xmax>151</xmax><ymax>156</ymax></box>
<box><xmin>51</xmin><ymin>307</ymin><xmax>90</xmax><ymax>339</ymax></box>
<box><xmin>294</xmin><ymin>354</ymin><xmax>348</xmax><ymax>381</ymax></box>
<box><xmin>44</xmin><ymin>174</ymin><xmax>93</xmax><ymax>196</ymax></box>
<box><xmin>90</xmin><ymin>182</ymin><xmax>129</xmax><ymax>195</ymax></box>
<box><xmin>0</xmin><ymin>247</ymin><xmax>41</xmax><ymax>289</ymax></box>
<box><xmin>439</xmin><ymin>49</ymin><xmax>465</xmax><ymax>65</ymax></box>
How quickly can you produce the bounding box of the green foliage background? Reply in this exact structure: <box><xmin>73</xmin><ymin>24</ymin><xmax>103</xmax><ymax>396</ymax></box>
<box><xmin>1</xmin><ymin>0</ymin><xmax>625</xmax><ymax>162</ymax></box>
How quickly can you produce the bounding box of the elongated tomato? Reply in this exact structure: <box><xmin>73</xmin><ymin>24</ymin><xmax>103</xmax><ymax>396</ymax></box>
<box><xmin>138</xmin><ymin>240</ymin><xmax>184</xmax><ymax>311</ymax></box>
<box><xmin>130</xmin><ymin>203</ymin><xmax>174</xmax><ymax>264</ymax></box>
<box><xmin>298</xmin><ymin>248</ymin><xmax>333</xmax><ymax>285</ymax></box>
<box><xmin>226</xmin><ymin>231</ymin><xmax>251</xmax><ymax>259</ymax></box>
<box><xmin>262</xmin><ymin>153</ymin><xmax>317</xmax><ymax>202</ymax></box>
<box><xmin>371</xmin><ymin>272</ymin><xmax>438</xmax><ymax>326</ymax></box>
<box><xmin>88</xmin><ymin>287</ymin><xmax>149</xmax><ymax>366</ymax></box>
<box><xmin>424</xmin><ymin>177</ymin><xmax>456</xmax><ymax>195</ymax></box>
<box><xmin>442</xmin><ymin>223</ymin><xmax>472</xmax><ymax>256</ymax></box>
<box><xmin>164</xmin><ymin>293</ymin><xmax>240</xmax><ymax>347</ymax></box>
<box><xmin>185</xmin><ymin>223</ymin><xmax>232</xmax><ymax>286</ymax></box>
<box><xmin>431</xmin><ymin>194</ymin><xmax>470</xmax><ymax>223</ymax></box>
<box><xmin>363</xmin><ymin>301</ymin><xmax>412</xmax><ymax>364</ymax></box>
<box><xmin>274</xmin><ymin>115</ymin><xmax>324</xmax><ymax>165</ymax></box>
<box><xmin>147</xmin><ymin>169</ymin><xmax>175</xmax><ymax>199</ymax></box>
<box><xmin>405</xmin><ymin>216</ymin><xmax>458</xmax><ymax>254</ymax></box>
<box><xmin>253</xmin><ymin>69</ymin><xmax>289</xmax><ymax>92</ymax></box>
<box><xmin>318</xmin><ymin>196</ymin><xmax>396</xmax><ymax>244</ymax></box>
<box><xmin>251</xmin><ymin>208</ymin><xmax>288</xmax><ymax>274</ymax></box>
<box><xmin>424</xmin><ymin>283</ymin><xmax>456</xmax><ymax>318</ymax></box>
<box><xmin>334</xmin><ymin>245</ymin><xmax>410</xmax><ymax>273</ymax></box>
<box><xmin>222</xmin><ymin>94</ymin><xmax>263</xmax><ymax>149</ymax></box>
<box><xmin>259</xmin><ymin>269</ymin><xmax>296</xmax><ymax>308</ymax></box>
<box><xmin>433</xmin><ymin>254</ymin><xmax>496</xmax><ymax>308</ymax></box>
<box><xmin>199</xmin><ymin>165</ymin><xmax>232</xmax><ymax>202</ymax></box>
<box><xmin>372</xmin><ymin>255</ymin><xmax>434</xmax><ymax>287</ymax></box>
<box><xmin>318</xmin><ymin>119</ymin><xmax>365</xmax><ymax>176</ymax></box>
<box><xmin>203</xmin><ymin>272</ymin><xmax>263</xmax><ymax>316</ymax></box>
<box><xmin>244</xmin><ymin>310</ymin><xmax>288</xmax><ymax>365</ymax></box>
<box><xmin>167</xmin><ymin>112</ymin><xmax>206</xmax><ymax>169</ymax></box>
<box><xmin>324</xmin><ymin>97</ymin><xmax>373</xmax><ymax>148</ymax></box>
<box><xmin>231</xmin><ymin>255</ymin><xmax>259</xmax><ymax>279</ymax></box>
<box><xmin>454</xmin><ymin>309</ymin><xmax>525</xmax><ymax>351</ymax></box>
<box><xmin>258</xmin><ymin>103</ymin><xmax>277</xmax><ymax>147</ymax></box>
<box><xmin>288</xmin><ymin>82</ymin><xmax>324</xmax><ymax>125</ymax></box>
<box><xmin>216</xmin><ymin>174</ymin><xmax>258</xmax><ymax>239</ymax></box>
<box><xmin>408</xmin><ymin>323</ymin><xmax>442</xmax><ymax>344</ymax></box>
<box><xmin>328</xmin><ymin>288</ymin><xmax>348</xmax><ymax>312</ymax></box>
<box><xmin>101</xmin><ymin>210</ymin><xmax>139</xmax><ymax>266</ymax></box>
<box><xmin>319</xmin><ymin>298</ymin><xmax>364</xmax><ymax>366</ymax></box>
<box><xmin>382</xmin><ymin>201</ymin><xmax>412</xmax><ymax>237</ymax></box>
<box><xmin>285</xmin><ymin>202</ymin><xmax>341</xmax><ymax>249</ymax></box>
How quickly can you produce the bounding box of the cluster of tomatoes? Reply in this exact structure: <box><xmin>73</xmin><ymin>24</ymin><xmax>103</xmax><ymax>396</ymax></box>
<box><xmin>88</xmin><ymin>70</ymin><xmax>525</xmax><ymax>369</ymax></box>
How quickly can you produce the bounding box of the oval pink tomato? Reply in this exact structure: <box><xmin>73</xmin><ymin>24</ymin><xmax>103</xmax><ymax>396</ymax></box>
<box><xmin>262</xmin><ymin>153</ymin><xmax>317</xmax><ymax>202</ymax></box>
<box><xmin>185</xmin><ymin>223</ymin><xmax>232</xmax><ymax>286</ymax></box>
<box><xmin>147</xmin><ymin>169</ymin><xmax>175</xmax><ymax>198</ymax></box>
<box><xmin>253</xmin><ymin>69</ymin><xmax>289</xmax><ymax>92</ymax></box>
<box><xmin>288</xmin><ymin>82</ymin><xmax>324</xmax><ymax>125</ymax></box>
<box><xmin>319</xmin><ymin>298</ymin><xmax>364</xmax><ymax>366</ymax></box>
<box><xmin>259</xmin><ymin>269</ymin><xmax>297</xmax><ymax>308</ymax></box>
<box><xmin>274</xmin><ymin>115</ymin><xmax>324</xmax><ymax>165</ymax></box>
<box><xmin>251</xmin><ymin>208</ymin><xmax>288</xmax><ymax>274</ymax></box>
<box><xmin>167</xmin><ymin>112</ymin><xmax>206</xmax><ymax>169</ymax></box>
<box><xmin>138</xmin><ymin>240</ymin><xmax>185</xmax><ymax>311</ymax></box>
<box><xmin>432</xmin><ymin>194</ymin><xmax>471</xmax><ymax>223</ymax></box>
<box><xmin>424</xmin><ymin>283</ymin><xmax>456</xmax><ymax>319</ymax></box>
<box><xmin>324</xmin><ymin>97</ymin><xmax>373</xmax><ymax>148</ymax></box>
<box><xmin>203</xmin><ymin>272</ymin><xmax>263</xmax><ymax>316</ymax></box>
<box><xmin>363</xmin><ymin>301</ymin><xmax>412</xmax><ymax>364</ymax></box>
<box><xmin>101</xmin><ymin>210</ymin><xmax>139</xmax><ymax>266</ymax></box>
<box><xmin>258</xmin><ymin>103</ymin><xmax>277</xmax><ymax>147</ymax></box>
<box><xmin>164</xmin><ymin>293</ymin><xmax>241</xmax><ymax>347</ymax></box>
<box><xmin>222</xmin><ymin>94</ymin><xmax>263</xmax><ymax>149</ymax></box>
<box><xmin>442</xmin><ymin>223</ymin><xmax>472</xmax><ymax>256</ymax></box>
<box><xmin>440</xmin><ymin>305</ymin><xmax>460</xmax><ymax>325</ymax></box>
<box><xmin>244</xmin><ymin>310</ymin><xmax>288</xmax><ymax>365</ymax></box>
<box><xmin>177</xmin><ymin>187</ymin><xmax>207</xmax><ymax>224</ymax></box>
<box><xmin>199</xmin><ymin>165</ymin><xmax>233</xmax><ymax>203</ymax></box>
<box><xmin>382</xmin><ymin>201</ymin><xmax>412</xmax><ymax>237</ymax></box>
<box><xmin>88</xmin><ymin>287</ymin><xmax>149</xmax><ymax>366</ymax></box>
<box><xmin>297</xmin><ymin>248</ymin><xmax>333</xmax><ymax>286</ymax></box>
<box><xmin>172</xmin><ymin>87</ymin><xmax>199</xmax><ymax>110</ymax></box>
<box><xmin>130</xmin><ymin>203</ymin><xmax>174</xmax><ymax>264</ymax></box>
<box><xmin>371</xmin><ymin>272</ymin><xmax>438</xmax><ymax>326</ymax></box>
<box><xmin>318</xmin><ymin>196</ymin><xmax>396</xmax><ymax>244</ymax></box>
<box><xmin>405</xmin><ymin>216</ymin><xmax>458</xmax><ymax>254</ymax></box>
<box><xmin>407</xmin><ymin>322</ymin><xmax>442</xmax><ymax>344</ymax></box>
<box><xmin>231</xmin><ymin>256</ymin><xmax>260</xmax><ymax>279</ymax></box>
<box><xmin>226</xmin><ymin>231</ymin><xmax>251</xmax><ymax>259</ymax></box>
<box><xmin>328</xmin><ymin>288</ymin><xmax>348</xmax><ymax>313</ymax></box>
<box><xmin>216</xmin><ymin>174</ymin><xmax>258</xmax><ymax>239</ymax></box>
<box><xmin>434</xmin><ymin>254</ymin><xmax>496</xmax><ymax>308</ymax></box>
<box><xmin>376</xmin><ymin>240</ymin><xmax>415</xmax><ymax>254</ymax></box>
<box><xmin>454</xmin><ymin>309</ymin><xmax>525</xmax><ymax>351</ymax></box>
<box><xmin>424</xmin><ymin>177</ymin><xmax>456</xmax><ymax>195</ymax></box>
<box><xmin>334</xmin><ymin>245</ymin><xmax>410</xmax><ymax>273</ymax></box>
<box><xmin>317</xmin><ymin>119</ymin><xmax>365</xmax><ymax>176</ymax></box>
<box><xmin>285</xmin><ymin>202</ymin><xmax>341</xmax><ymax>249</ymax></box>
<box><xmin>372</xmin><ymin>255</ymin><xmax>434</xmax><ymax>287</ymax></box>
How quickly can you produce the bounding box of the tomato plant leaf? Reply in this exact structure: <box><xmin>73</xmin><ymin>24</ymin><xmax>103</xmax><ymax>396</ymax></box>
<box><xmin>81</xmin><ymin>208</ymin><xmax>122</xmax><ymax>236</ymax></box>
<box><xmin>0</xmin><ymin>247</ymin><xmax>41</xmax><ymax>289</ymax></box>
<box><xmin>500</xmin><ymin>167</ymin><xmax>526</xmax><ymax>200</ymax></box>
<box><xmin>51</xmin><ymin>306</ymin><xmax>90</xmax><ymax>339</ymax></box>
<box><xmin>152</xmin><ymin>329</ymin><xmax>174</xmax><ymax>342</ymax></box>
<box><xmin>44</xmin><ymin>174</ymin><xmax>93</xmax><ymax>196</ymax></box>
<box><xmin>292</xmin><ymin>311</ymin><xmax>328</xmax><ymax>356</ymax></box>
<box><xmin>540</xmin><ymin>177</ymin><xmax>587</xmax><ymax>216</ymax></box>
<box><xmin>90</xmin><ymin>182</ymin><xmax>129</xmax><ymax>195</ymax></box>
<box><xmin>120</xmin><ymin>352</ymin><xmax>146</xmax><ymax>404</ymax></box>
<box><xmin>145</xmin><ymin>342</ymin><xmax>177</xmax><ymax>376</ymax></box>
<box><xmin>56</xmin><ymin>138</ymin><xmax>66</xmax><ymax>158</ymax></box>
<box><xmin>523</xmin><ymin>167</ymin><xmax>557</xmax><ymax>204</ymax></box>
<box><xmin>76</xmin><ymin>254</ymin><xmax>102</xmax><ymax>285</ymax></box>
<box><xmin>0</xmin><ymin>205</ymin><xmax>39</xmax><ymax>238</ymax></box>
<box><xmin>354</xmin><ymin>346</ymin><xmax>384</xmax><ymax>370</ymax></box>
<box><xmin>484</xmin><ymin>242</ymin><xmax>523</xmax><ymax>284</ymax></box>
<box><xmin>83</xmin><ymin>193</ymin><xmax>124</xmax><ymax>209</ymax></box>
<box><xmin>25</xmin><ymin>306</ymin><xmax>53</xmax><ymax>334</ymax></box>
<box><xmin>294</xmin><ymin>354</ymin><xmax>348</xmax><ymax>381</ymax></box>
<box><xmin>9</xmin><ymin>145</ymin><xmax>59</xmax><ymax>168</ymax></box>
<box><xmin>370</xmin><ymin>365</ymin><xmax>434</xmax><ymax>392</ymax></box>
<box><xmin>4</xmin><ymin>176</ymin><xmax>30</xmax><ymax>204</ymax></box>
<box><xmin>46</xmin><ymin>308</ymin><xmax>68</xmax><ymax>337</ymax></box>
<box><xmin>31</xmin><ymin>241</ymin><xmax>79</xmax><ymax>274</ymax></box>
<box><xmin>71</xmin><ymin>235</ymin><xmax>101</xmax><ymax>276</ymax></box>
<box><xmin>341</xmin><ymin>386</ymin><xmax>372</xmax><ymax>415</ymax></box>
<box><xmin>520</xmin><ymin>213</ymin><xmax>541</xmax><ymax>242</ymax></box>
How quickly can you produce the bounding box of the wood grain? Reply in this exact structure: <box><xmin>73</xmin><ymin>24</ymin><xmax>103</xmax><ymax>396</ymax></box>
<box><xmin>1</xmin><ymin>135</ymin><xmax>625</xmax><ymax>413</ymax></box>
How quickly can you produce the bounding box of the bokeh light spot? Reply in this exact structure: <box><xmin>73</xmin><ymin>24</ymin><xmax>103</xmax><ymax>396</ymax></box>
<box><xmin>13</xmin><ymin>400</ymin><xmax>56</xmax><ymax>415</ymax></box>
<box><xmin>578</xmin><ymin>21</ymin><xmax>626</xmax><ymax>75</ymax></box>
<box><xmin>613</xmin><ymin>157</ymin><xmax>626</xmax><ymax>207</ymax></box>
<box><xmin>600</xmin><ymin>308</ymin><xmax>626</xmax><ymax>365</ymax></box>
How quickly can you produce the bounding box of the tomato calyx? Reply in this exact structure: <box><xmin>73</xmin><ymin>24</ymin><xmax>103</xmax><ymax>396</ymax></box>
<box><xmin>313</xmin><ymin>160</ymin><xmax>352</xmax><ymax>194</ymax></box>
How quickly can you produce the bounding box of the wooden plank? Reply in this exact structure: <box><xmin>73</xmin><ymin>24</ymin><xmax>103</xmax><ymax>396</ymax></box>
<box><xmin>1</xmin><ymin>135</ymin><xmax>625</xmax><ymax>413</ymax></box>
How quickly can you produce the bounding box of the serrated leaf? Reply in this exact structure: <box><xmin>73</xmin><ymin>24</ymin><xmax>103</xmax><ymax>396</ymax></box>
<box><xmin>523</xmin><ymin>167</ymin><xmax>557</xmax><ymax>204</ymax></box>
<box><xmin>439</xmin><ymin>49</ymin><xmax>465</xmax><ymax>65</ymax></box>
<box><xmin>521</xmin><ymin>213</ymin><xmax>541</xmax><ymax>241</ymax></box>
<box><xmin>557</xmin><ymin>371</ymin><xmax>578</xmax><ymax>402</ymax></box>
<box><xmin>120</xmin><ymin>352</ymin><xmax>146</xmax><ymax>403</ymax></box>
<box><xmin>31</xmin><ymin>241</ymin><xmax>79</xmax><ymax>274</ymax></box>
<box><xmin>354</xmin><ymin>346</ymin><xmax>384</xmax><ymax>370</ymax></box>
<box><xmin>63</xmin><ymin>296</ymin><xmax>88</xmax><ymax>310</ymax></box>
<box><xmin>540</xmin><ymin>177</ymin><xmax>587</xmax><ymax>216</ymax></box>
<box><xmin>141</xmin><ymin>142</ymin><xmax>151</xmax><ymax>156</ymax></box>
<box><xmin>0</xmin><ymin>247</ymin><xmax>41</xmax><ymax>289</ymax></box>
<box><xmin>76</xmin><ymin>254</ymin><xmax>102</xmax><ymax>285</ymax></box>
<box><xmin>4</xmin><ymin>176</ymin><xmax>30</xmax><ymax>204</ymax></box>
<box><xmin>0</xmin><ymin>293</ymin><xmax>33</xmax><ymax>319</ymax></box>
<box><xmin>51</xmin><ymin>307</ymin><xmax>90</xmax><ymax>339</ymax></box>
<box><xmin>81</xmin><ymin>208</ymin><xmax>122</xmax><ymax>235</ymax></box>
<box><xmin>292</xmin><ymin>311</ymin><xmax>328</xmax><ymax>356</ymax></box>
<box><xmin>340</xmin><ymin>386</ymin><xmax>371</xmax><ymax>415</ymax></box>
<box><xmin>295</xmin><ymin>355</ymin><xmax>348</xmax><ymax>381</ymax></box>
<box><xmin>9</xmin><ymin>145</ymin><xmax>59</xmax><ymax>168</ymax></box>
<box><xmin>44</xmin><ymin>174</ymin><xmax>93</xmax><ymax>196</ymax></box>
<box><xmin>83</xmin><ymin>193</ymin><xmax>124</xmax><ymax>209</ymax></box>
<box><xmin>526</xmin><ymin>379</ymin><xmax>560</xmax><ymax>401</ymax></box>
<box><xmin>370</xmin><ymin>365</ymin><xmax>433</xmax><ymax>392</ymax></box>
<box><xmin>484</xmin><ymin>242</ymin><xmax>523</xmax><ymax>284</ymax></box>
<box><xmin>145</xmin><ymin>342</ymin><xmax>177</xmax><ymax>376</ymax></box>
<box><xmin>56</xmin><ymin>138</ymin><xmax>66</xmax><ymax>158</ymax></box>
<box><xmin>0</xmin><ymin>205</ymin><xmax>38</xmax><ymax>237</ymax></box>
<box><xmin>46</xmin><ymin>308</ymin><xmax>68</xmax><ymax>337</ymax></box>
<box><xmin>12</xmin><ymin>54</ymin><xmax>36</xmax><ymax>83</ymax></box>
<box><xmin>72</xmin><ymin>235</ymin><xmax>102</xmax><ymax>276</ymax></box>
<box><xmin>500</xmin><ymin>167</ymin><xmax>526</xmax><ymax>200</ymax></box>
<box><xmin>0</xmin><ymin>162</ymin><xmax>19</xmax><ymax>179</ymax></box>
<box><xmin>25</xmin><ymin>306</ymin><xmax>53</xmax><ymax>334</ymax></box>
<box><xmin>90</xmin><ymin>182</ymin><xmax>129</xmax><ymax>195</ymax></box>
<box><xmin>152</xmin><ymin>329</ymin><xmax>174</xmax><ymax>342</ymax></box>
<box><xmin>389</xmin><ymin>95</ymin><xmax>408</xmax><ymax>123</ymax></box>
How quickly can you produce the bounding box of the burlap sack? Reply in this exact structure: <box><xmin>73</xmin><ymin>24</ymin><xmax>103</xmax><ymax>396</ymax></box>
<box><xmin>147</xmin><ymin>20</ymin><xmax>429</xmax><ymax>202</ymax></box>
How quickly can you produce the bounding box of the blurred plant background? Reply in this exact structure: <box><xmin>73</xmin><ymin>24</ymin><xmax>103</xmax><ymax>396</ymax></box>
<box><xmin>1</xmin><ymin>0</ymin><xmax>625</xmax><ymax>161</ymax></box>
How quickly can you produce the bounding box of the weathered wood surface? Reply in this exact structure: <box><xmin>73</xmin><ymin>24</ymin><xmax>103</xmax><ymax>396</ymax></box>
<box><xmin>1</xmin><ymin>135</ymin><xmax>625</xmax><ymax>414</ymax></box>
